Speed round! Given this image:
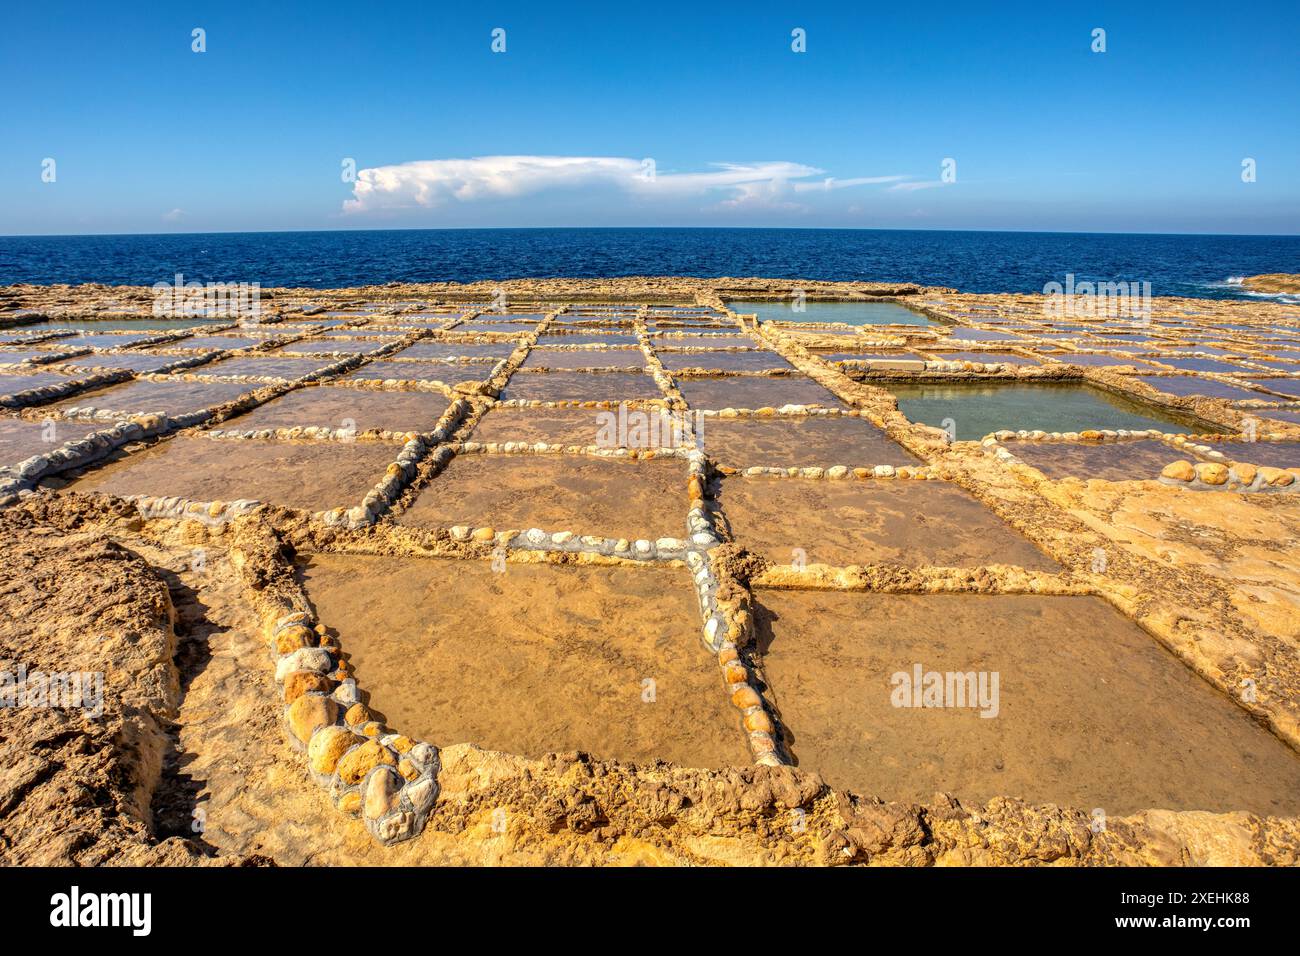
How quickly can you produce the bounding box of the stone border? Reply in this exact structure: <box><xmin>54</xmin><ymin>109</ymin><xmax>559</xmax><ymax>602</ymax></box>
<box><xmin>0</xmin><ymin>416</ymin><xmax>166</xmax><ymax>498</ymax></box>
<box><xmin>1158</xmin><ymin>459</ymin><xmax>1299</xmax><ymax>492</ymax></box>
<box><xmin>0</xmin><ymin>367</ymin><xmax>131</xmax><ymax>408</ymax></box>
<box><xmin>697</xmin><ymin>404</ymin><xmax>866</xmax><ymax>417</ymax></box>
<box><xmin>753</xmin><ymin>563</ymin><xmax>1090</xmax><ymax>595</ymax></box>
<box><xmin>49</xmin><ymin>349</ymin><xmax>230</xmax><ymax>377</ymax></box>
<box><xmin>0</xmin><ymin>345</ymin><xmax>91</xmax><ymax>365</ymax></box>
<box><xmin>204</xmin><ymin>426</ymin><xmax>419</xmax><ymax>444</ymax></box>
<box><xmin>453</xmin><ymin>440</ymin><xmax>692</xmax><ymax>459</ymax></box>
<box><xmin>729</xmin><ymin>463</ymin><xmax>936</xmax><ymax>480</ymax></box>
<box><xmin>979</xmin><ymin>429</ymin><xmax>1300</xmax><ymax>492</ymax></box>
<box><xmin>228</xmin><ymin>525</ymin><xmax>442</xmax><ymax>845</ymax></box>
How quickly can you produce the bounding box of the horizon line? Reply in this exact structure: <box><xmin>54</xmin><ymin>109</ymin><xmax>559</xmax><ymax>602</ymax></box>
<box><xmin>2</xmin><ymin>224</ymin><xmax>1299</xmax><ymax>241</ymax></box>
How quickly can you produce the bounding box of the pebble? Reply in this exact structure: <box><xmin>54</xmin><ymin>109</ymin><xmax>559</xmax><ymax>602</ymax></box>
<box><xmin>336</xmin><ymin>739</ymin><xmax>397</xmax><ymax>785</ymax></box>
<box><xmin>275</xmin><ymin>648</ymin><xmax>333</xmax><ymax>682</ymax></box>
<box><xmin>273</xmin><ymin>624</ymin><xmax>315</xmax><ymax>654</ymax></box>
<box><xmin>283</xmin><ymin>670</ymin><xmax>333</xmax><ymax>704</ymax></box>
<box><xmin>405</xmin><ymin>778</ymin><xmax>438</xmax><ymax>814</ymax></box>
<box><xmin>364</xmin><ymin>766</ymin><xmax>404</xmax><ymax>820</ymax></box>
<box><xmin>1196</xmin><ymin>462</ymin><xmax>1229</xmax><ymax>486</ymax></box>
<box><xmin>286</xmin><ymin>693</ymin><xmax>339</xmax><ymax>744</ymax></box>
<box><xmin>731</xmin><ymin>686</ymin><xmax>762</xmax><ymax>710</ymax></box>
<box><xmin>307</xmin><ymin>725</ymin><xmax>357</xmax><ymax>774</ymax></box>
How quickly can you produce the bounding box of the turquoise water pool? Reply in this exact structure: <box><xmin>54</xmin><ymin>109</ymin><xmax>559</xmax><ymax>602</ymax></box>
<box><xmin>728</xmin><ymin>300</ymin><xmax>933</xmax><ymax>326</ymax></box>
<box><xmin>886</xmin><ymin>382</ymin><xmax>1209</xmax><ymax>439</ymax></box>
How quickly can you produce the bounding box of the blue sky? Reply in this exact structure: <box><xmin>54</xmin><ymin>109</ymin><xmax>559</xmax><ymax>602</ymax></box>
<box><xmin>2</xmin><ymin>0</ymin><xmax>1297</xmax><ymax>236</ymax></box>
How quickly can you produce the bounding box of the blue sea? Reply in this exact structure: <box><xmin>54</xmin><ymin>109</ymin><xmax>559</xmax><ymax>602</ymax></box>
<box><xmin>0</xmin><ymin>228</ymin><xmax>1296</xmax><ymax>300</ymax></box>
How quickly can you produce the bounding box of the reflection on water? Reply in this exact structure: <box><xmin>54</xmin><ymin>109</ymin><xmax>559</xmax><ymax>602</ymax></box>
<box><xmin>887</xmin><ymin>382</ymin><xmax>1208</xmax><ymax>439</ymax></box>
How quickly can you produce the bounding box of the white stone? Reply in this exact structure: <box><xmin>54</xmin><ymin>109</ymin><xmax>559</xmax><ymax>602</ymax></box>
<box><xmin>275</xmin><ymin>648</ymin><xmax>333</xmax><ymax>682</ymax></box>
<box><xmin>374</xmin><ymin>811</ymin><xmax>416</xmax><ymax>843</ymax></box>
<box><xmin>405</xmin><ymin>777</ymin><xmax>438</xmax><ymax>814</ymax></box>
<box><xmin>333</xmin><ymin>679</ymin><xmax>361</xmax><ymax>706</ymax></box>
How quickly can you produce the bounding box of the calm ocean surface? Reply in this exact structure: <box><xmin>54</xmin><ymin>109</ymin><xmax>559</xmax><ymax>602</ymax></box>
<box><xmin>1</xmin><ymin>228</ymin><xmax>1297</xmax><ymax>300</ymax></box>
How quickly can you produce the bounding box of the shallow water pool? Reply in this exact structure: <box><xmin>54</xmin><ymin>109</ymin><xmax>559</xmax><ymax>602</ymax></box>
<box><xmin>729</xmin><ymin>300</ymin><xmax>933</xmax><ymax>326</ymax></box>
<box><xmin>886</xmin><ymin>382</ymin><xmax>1208</xmax><ymax>439</ymax></box>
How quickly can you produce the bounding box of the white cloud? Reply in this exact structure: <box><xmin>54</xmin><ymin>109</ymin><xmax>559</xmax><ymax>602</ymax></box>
<box><xmin>888</xmin><ymin>180</ymin><xmax>949</xmax><ymax>192</ymax></box>
<box><xmin>342</xmin><ymin>155</ymin><xmax>913</xmax><ymax>215</ymax></box>
<box><xmin>162</xmin><ymin>208</ymin><xmax>185</xmax><ymax>221</ymax></box>
<box><xmin>793</xmin><ymin>175</ymin><xmax>908</xmax><ymax>192</ymax></box>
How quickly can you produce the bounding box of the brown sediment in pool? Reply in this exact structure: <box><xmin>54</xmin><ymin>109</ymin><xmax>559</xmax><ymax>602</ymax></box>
<box><xmin>0</xmin><ymin>371</ymin><xmax>80</xmax><ymax>393</ymax></box>
<box><xmin>298</xmin><ymin>554</ymin><xmax>750</xmax><ymax>768</ymax></box>
<box><xmin>502</xmin><ymin>370</ymin><xmax>664</xmax><ymax>402</ymax></box>
<box><xmin>0</xmin><ymin>349</ymin><xmax>70</xmax><ymax>364</ymax></box>
<box><xmin>550</xmin><ymin>317</ymin><xmax>637</xmax><ymax>327</ymax></box>
<box><xmin>654</xmin><ymin>334</ymin><xmax>752</xmax><ymax>348</ymax></box>
<box><xmin>521</xmin><ymin>348</ymin><xmax>646</xmax><ymax>369</ymax></box>
<box><xmin>0</xmin><ymin>416</ymin><xmax>102</xmax><ymax>465</ymax></box>
<box><xmin>678</xmin><ymin>375</ymin><xmax>846</xmax><ymax>410</ymax></box>
<box><xmin>700</xmin><ymin>416</ymin><xmax>920</xmax><ymax>470</ymax></box>
<box><xmin>1006</xmin><ymin>439</ymin><xmax>1191</xmax><ymax>481</ymax></box>
<box><xmin>163</xmin><ymin>335</ymin><xmax>266</xmax><ymax>350</ymax></box>
<box><xmin>469</xmin><ymin>405</ymin><xmax>681</xmax><ymax>447</ymax></box>
<box><xmin>43</xmin><ymin>378</ymin><xmax>255</xmax><ymax>416</ymax></box>
<box><xmin>454</xmin><ymin>320</ymin><xmax>539</xmax><ymax>334</ymax></box>
<box><xmin>222</xmin><ymin>385</ymin><xmax>449</xmax><ymax>433</ymax></box>
<box><xmin>719</xmin><ymin>478</ymin><xmax>1059</xmax><ymax>569</ymax></box>
<box><xmin>339</xmin><ymin>360</ymin><xmax>460</xmax><ymax>383</ymax></box>
<box><xmin>393</xmin><ymin>342</ymin><xmax>518</xmax><ymax>360</ymax></box>
<box><xmin>324</xmin><ymin>327</ymin><xmax>408</xmax><ymax>337</ymax></box>
<box><xmin>536</xmin><ymin>332</ymin><xmax>640</xmax><ymax>346</ymax></box>
<box><xmin>67</xmin><ymin>333</ymin><xmax>156</xmax><ymax>348</ymax></box>
<box><xmin>397</xmin><ymin>454</ymin><xmax>687</xmax><ymax>540</ymax></box>
<box><xmin>753</xmin><ymin>590</ymin><xmax>1300</xmax><ymax>816</ymax></box>
<box><xmin>276</xmin><ymin>338</ymin><xmax>387</xmax><ymax>355</ymax></box>
<box><xmin>199</xmin><ymin>356</ymin><xmax>335</xmax><ymax>379</ymax></box>
<box><xmin>58</xmin><ymin>434</ymin><xmax>397</xmax><ymax>511</ymax></box>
